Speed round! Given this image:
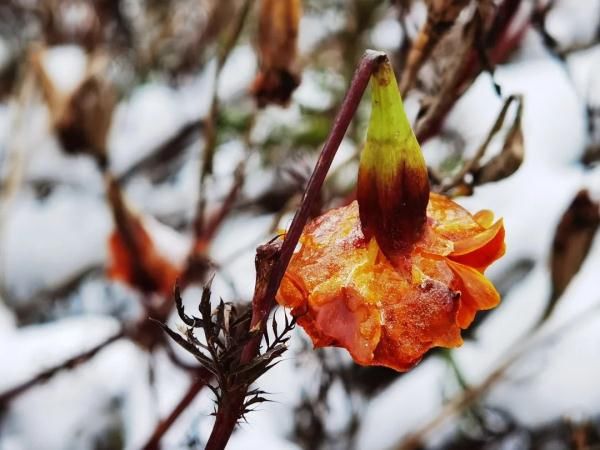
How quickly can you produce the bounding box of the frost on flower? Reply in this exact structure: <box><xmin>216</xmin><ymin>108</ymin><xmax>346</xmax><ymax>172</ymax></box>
<box><xmin>276</xmin><ymin>58</ymin><xmax>505</xmax><ymax>371</ymax></box>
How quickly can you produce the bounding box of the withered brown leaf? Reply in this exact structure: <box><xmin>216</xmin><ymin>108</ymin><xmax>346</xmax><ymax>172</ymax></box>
<box><xmin>251</xmin><ymin>0</ymin><xmax>301</xmax><ymax>107</ymax></box>
<box><xmin>473</xmin><ymin>95</ymin><xmax>524</xmax><ymax>185</ymax></box>
<box><xmin>544</xmin><ymin>190</ymin><xmax>600</xmax><ymax>320</ymax></box>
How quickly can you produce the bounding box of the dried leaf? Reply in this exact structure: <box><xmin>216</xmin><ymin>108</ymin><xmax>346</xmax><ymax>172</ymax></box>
<box><xmin>174</xmin><ymin>283</ymin><xmax>204</xmax><ymax>328</ymax></box>
<box><xmin>56</xmin><ymin>74</ymin><xmax>115</xmax><ymax>164</ymax></box>
<box><xmin>415</xmin><ymin>0</ymin><xmax>526</xmax><ymax>142</ymax></box>
<box><xmin>399</xmin><ymin>0</ymin><xmax>471</xmax><ymax>93</ymax></box>
<box><xmin>442</xmin><ymin>95</ymin><xmax>524</xmax><ymax>194</ymax></box>
<box><xmin>251</xmin><ymin>0</ymin><xmax>301</xmax><ymax>106</ymax></box>
<box><xmin>106</xmin><ymin>177</ymin><xmax>180</xmax><ymax>297</ymax></box>
<box><xmin>32</xmin><ymin>48</ymin><xmax>115</xmax><ymax>165</ymax></box>
<box><xmin>544</xmin><ymin>190</ymin><xmax>600</xmax><ymax>320</ymax></box>
<box><xmin>474</xmin><ymin>96</ymin><xmax>524</xmax><ymax>184</ymax></box>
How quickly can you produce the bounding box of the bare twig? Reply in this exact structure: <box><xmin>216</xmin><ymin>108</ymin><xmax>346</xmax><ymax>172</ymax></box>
<box><xmin>440</xmin><ymin>94</ymin><xmax>522</xmax><ymax>193</ymax></box>
<box><xmin>0</xmin><ymin>328</ymin><xmax>125</xmax><ymax>406</ymax></box>
<box><xmin>195</xmin><ymin>0</ymin><xmax>253</xmax><ymax>237</ymax></box>
<box><xmin>141</xmin><ymin>372</ymin><xmax>211</xmax><ymax>450</ymax></box>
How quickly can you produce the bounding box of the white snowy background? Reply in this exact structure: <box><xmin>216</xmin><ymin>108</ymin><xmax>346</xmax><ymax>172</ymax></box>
<box><xmin>1</xmin><ymin>1</ymin><xmax>599</xmax><ymax>449</ymax></box>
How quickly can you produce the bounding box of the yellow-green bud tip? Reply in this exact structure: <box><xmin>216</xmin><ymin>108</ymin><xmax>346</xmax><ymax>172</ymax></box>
<box><xmin>357</xmin><ymin>57</ymin><xmax>430</xmax><ymax>260</ymax></box>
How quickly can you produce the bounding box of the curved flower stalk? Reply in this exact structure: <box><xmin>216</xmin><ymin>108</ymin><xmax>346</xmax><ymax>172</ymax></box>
<box><xmin>276</xmin><ymin>58</ymin><xmax>505</xmax><ymax>371</ymax></box>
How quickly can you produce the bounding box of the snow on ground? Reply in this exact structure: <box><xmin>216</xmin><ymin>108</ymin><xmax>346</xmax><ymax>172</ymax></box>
<box><xmin>0</xmin><ymin>317</ymin><xmax>136</xmax><ymax>450</ymax></box>
<box><xmin>0</xmin><ymin>186</ymin><xmax>111</xmax><ymax>302</ymax></box>
<box><xmin>546</xmin><ymin>0</ymin><xmax>600</xmax><ymax>48</ymax></box>
<box><xmin>42</xmin><ymin>46</ymin><xmax>88</xmax><ymax>96</ymax></box>
<box><xmin>109</xmin><ymin>83</ymin><xmax>192</xmax><ymax>175</ymax></box>
<box><xmin>0</xmin><ymin>3</ymin><xmax>599</xmax><ymax>449</ymax></box>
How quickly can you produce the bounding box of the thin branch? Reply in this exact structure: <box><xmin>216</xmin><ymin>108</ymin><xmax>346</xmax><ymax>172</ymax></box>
<box><xmin>117</xmin><ymin>121</ymin><xmax>202</xmax><ymax>183</ymax></box>
<box><xmin>195</xmin><ymin>0</ymin><xmax>253</xmax><ymax>238</ymax></box>
<box><xmin>142</xmin><ymin>373</ymin><xmax>212</xmax><ymax>450</ymax></box>
<box><xmin>440</xmin><ymin>94</ymin><xmax>521</xmax><ymax>192</ymax></box>
<box><xmin>0</xmin><ymin>328</ymin><xmax>124</xmax><ymax>405</ymax></box>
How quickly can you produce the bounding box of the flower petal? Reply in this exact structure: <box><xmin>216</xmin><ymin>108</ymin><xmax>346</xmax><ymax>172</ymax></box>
<box><xmin>451</xmin><ymin>219</ymin><xmax>505</xmax><ymax>256</ymax></box>
<box><xmin>474</xmin><ymin>209</ymin><xmax>495</xmax><ymax>228</ymax></box>
<box><xmin>427</xmin><ymin>193</ymin><xmax>484</xmax><ymax>241</ymax></box>
<box><xmin>276</xmin><ymin>196</ymin><xmax>504</xmax><ymax>372</ymax></box>
<box><xmin>446</xmin><ymin>259</ymin><xmax>501</xmax><ymax>328</ymax></box>
<box><xmin>449</xmin><ymin>219</ymin><xmax>506</xmax><ymax>272</ymax></box>
<box><xmin>375</xmin><ymin>275</ymin><xmax>462</xmax><ymax>370</ymax></box>
<box><xmin>310</xmin><ymin>285</ymin><xmax>382</xmax><ymax>365</ymax></box>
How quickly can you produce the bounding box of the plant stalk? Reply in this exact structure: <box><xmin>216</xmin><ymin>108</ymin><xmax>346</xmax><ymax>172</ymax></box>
<box><xmin>204</xmin><ymin>49</ymin><xmax>388</xmax><ymax>450</ymax></box>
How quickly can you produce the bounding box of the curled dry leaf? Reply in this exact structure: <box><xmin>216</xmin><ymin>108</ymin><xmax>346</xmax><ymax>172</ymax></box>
<box><xmin>106</xmin><ymin>177</ymin><xmax>180</xmax><ymax>297</ymax></box>
<box><xmin>414</xmin><ymin>0</ymin><xmax>527</xmax><ymax>142</ymax></box>
<box><xmin>544</xmin><ymin>190</ymin><xmax>600</xmax><ymax>320</ymax></box>
<box><xmin>473</xmin><ymin>96</ymin><xmax>524</xmax><ymax>185</ymax></box>
<box><xmin>31</xmin><ymin>49</ymin><xmax>115</xmax><ymax>165</ymax></box>
<box><xmin>399</xmin><ymin>0</ymin><xmax>471</xmax><ymax>93</ymax></box>
<box><xmin>251</xmin><ymin>0</ymin><xmax>301</xmax><ymax>107</ymax></box>
<box><xmin>55</xmin><ymin>75</ymin><xmax>115</xmax><ymax>164</ymax></box>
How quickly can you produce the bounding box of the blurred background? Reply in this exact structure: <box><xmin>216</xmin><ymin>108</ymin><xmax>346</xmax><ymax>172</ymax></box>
<box><xmin>0</xmin><ymin>0</ymin><xmax>599</xmax><ymax>449</ymax></box>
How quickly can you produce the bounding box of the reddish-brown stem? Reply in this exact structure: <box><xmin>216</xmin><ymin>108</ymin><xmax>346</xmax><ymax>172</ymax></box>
<box><xmin>142</xmin><ymin>371</ymin><xmax>211</xmax><ymax>450</ymax></box>
<box><xmin>204</xmin><ymin>49</ymin><xmax>388</xmax><ymax>450</ymax></box>
<box><xmin>0</xmin><ymin>328</ymin><xmax>124</xmax><ymax>405</ymax></box>
<box><xmin>253</xmin><ymin>50</ymin><xmax>387</xmax><ymax>330</ymax></box>
<box><xmin>205</xmin><ymin>389</ymin><xmax>246</xmax><ymax>450</ymax></box>
<box><xmin>193</xmin><ymin>161</ymin><xmax>246</xmax><ymax>256</ymax></box>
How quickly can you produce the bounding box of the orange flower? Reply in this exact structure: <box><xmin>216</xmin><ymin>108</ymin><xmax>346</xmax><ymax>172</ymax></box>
<box><xmin>276</xmin><ymin>56</ymin><xmax>505</xmax><ymax>371</ymax></box>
